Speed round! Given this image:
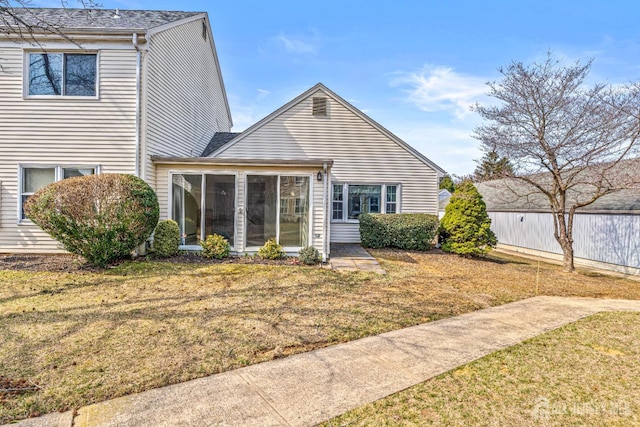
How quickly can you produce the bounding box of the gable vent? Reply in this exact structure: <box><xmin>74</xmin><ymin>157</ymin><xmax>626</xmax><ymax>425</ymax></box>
<box><xmin>312</xmin><ymin>97</ymin><xmax>327</xmax><ymax>117</ymax></box>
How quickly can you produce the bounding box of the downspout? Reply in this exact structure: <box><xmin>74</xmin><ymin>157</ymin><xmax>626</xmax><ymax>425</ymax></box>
<box><xmin>132</xmin><ymin>33</ymin><xmax>141</xmax><ymax>178</ymax></box>
<box><xmin>322</xmin><ymin>162</ymin><xmax>329</xmax><ymax>263</ymax></box>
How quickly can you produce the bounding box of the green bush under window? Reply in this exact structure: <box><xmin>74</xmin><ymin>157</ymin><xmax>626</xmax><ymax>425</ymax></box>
<box><xmin>359</xmin><ymin>213</ymin><xmax>439</xmax><ymax>251</ymax></box>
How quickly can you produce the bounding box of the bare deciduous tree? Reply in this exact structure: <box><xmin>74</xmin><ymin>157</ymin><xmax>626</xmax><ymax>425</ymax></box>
<box><xmin>473</xmin><ymin>54</ymin><xmax>640</xmax><ymax>272</ymax></box>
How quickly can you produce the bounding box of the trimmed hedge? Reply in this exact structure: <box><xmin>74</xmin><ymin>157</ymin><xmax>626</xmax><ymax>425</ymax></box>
<box><xmin>24</xmin><ymin>173</ymin><xmax>159</xmax><ymax>267</ymax></box>
<box><xmin>153</xmin><ymin>219</ymin><xmax>180</xmax><ymax>257</ymax></box>
<box><xmin>359</xmin><ymin>213</ymin><xmax>439</xmax><ymax>250</ymax></box>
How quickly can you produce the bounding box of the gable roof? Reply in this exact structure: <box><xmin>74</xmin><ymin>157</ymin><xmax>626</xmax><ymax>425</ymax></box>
<box><xmin>208</xmin><ymin>83</ymin><xmax>445</xmax><ymax>174</ymax></box>
<box><xmin>201</xmin><ymin>132</ymin><xmax>242</xmax><ymax>157</ymax></box>
<box><xmin>0</xmin><ymin>8</ymin><xmax>203</xmax><ymax>33</ymax></box>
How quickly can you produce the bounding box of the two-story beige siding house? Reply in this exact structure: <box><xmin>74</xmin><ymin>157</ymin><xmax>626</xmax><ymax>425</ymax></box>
<box><xmin>0</xmin><ymin>8</ymin><xmax>232</xmax><ymax>253</ymax></box>
<box><xmin>1</xmin><ymin>8</ymin><xmax>443</xmax><ymax>261</ymax></box>
<box><xmin>153</xmin><ymin>83</ymin><xmax>445</xmax><ymax>261</ymax></box>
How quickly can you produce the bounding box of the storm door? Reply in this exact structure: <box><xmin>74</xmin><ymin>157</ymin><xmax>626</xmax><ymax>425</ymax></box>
<box><xmin>246</xmin><ymin>175</ymin><xmax>278</xmax><ymax>247</ymax></box>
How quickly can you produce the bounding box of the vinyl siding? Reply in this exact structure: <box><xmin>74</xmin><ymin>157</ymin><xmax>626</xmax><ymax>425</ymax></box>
<box><xmin>154</xmin><ymin>163</ymin><xmax>325</xmax><ymax>254</ymax></box>
<box><xmin>0</xmin><ymin>46</ymin><xmax>137</xmax><ymax>253</ymax></box>
<box><xmin>216</xmin><ymin>89</ymin><xmax>439</xmax><ymax>243</ymax></box>
<box><xmin>489</xmin><ymin>211</ymin><xmax>640</xmax><ymax>272</ymax></box>
<box><xmin>143</xmin><ymin>18</ymin><xmax>231</xmax><ymax>187</ymax></box>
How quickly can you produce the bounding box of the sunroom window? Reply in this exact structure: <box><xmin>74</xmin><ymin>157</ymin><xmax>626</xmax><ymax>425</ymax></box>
<box><xmin>27</xmin><ymin>53</ymin><xmax>97</xmax><ymax>97</ymax></box>
<box><xmin>172</xmin><ymin>174</ymin><xmax>236</xmax><ymax>247</ymax></box>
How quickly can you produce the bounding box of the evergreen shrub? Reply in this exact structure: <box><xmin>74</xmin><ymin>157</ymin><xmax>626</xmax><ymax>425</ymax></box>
<box><xmin>24</xmin><ymin>173</ymin><xmax>159</xmax><ymax>267</ymax></box>
<box><xmin>438</xmin><ymin>181</ymin><xmax>497</xmax><ymax>256</ymax></box>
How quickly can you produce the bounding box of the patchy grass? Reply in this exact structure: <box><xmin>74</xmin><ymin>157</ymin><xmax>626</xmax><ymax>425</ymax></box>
<box><xmin>1</xmin><ymin>249</ymin><xmax>639</xmax><ymax>423</ymax></box>
<box><xmin>324</xmin><ymin>311</ymin><xmax>640</xmax><ymax>426</ymax></box>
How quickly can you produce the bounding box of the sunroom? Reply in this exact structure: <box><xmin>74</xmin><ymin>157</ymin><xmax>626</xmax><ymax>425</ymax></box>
<box><xmin>152</xmin><ymin>157</ymin><xmax>333</xmax><ymax>260</ymax></box>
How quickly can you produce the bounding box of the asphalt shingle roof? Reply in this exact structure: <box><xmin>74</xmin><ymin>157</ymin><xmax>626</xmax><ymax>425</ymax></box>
<box><xmin>201</xmin><ymin>132</ymin><xmax>242</xmax><ymax>157</ymax></box>
<box><xmin>477</xmin><ymin>158</ymin><xmax>640</xmax><ymax>213</ymax></box>
<box><xmin>1</xmin><ymin>8</ymin><xmax>202</xmax><ymax>31</ymax></box>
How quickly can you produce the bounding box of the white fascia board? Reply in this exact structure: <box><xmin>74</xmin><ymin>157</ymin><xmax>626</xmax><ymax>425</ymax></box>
<box><xmin>144</xmin><ymin>13</ymin><xmax>207</xmax><ymax>37</ymax></box>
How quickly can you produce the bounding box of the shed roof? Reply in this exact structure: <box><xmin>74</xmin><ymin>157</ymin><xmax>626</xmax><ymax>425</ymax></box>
<box><xmin>201</xmin><ymin>132</ymin><xmax>242</xmax><ymax>157</ymax></box>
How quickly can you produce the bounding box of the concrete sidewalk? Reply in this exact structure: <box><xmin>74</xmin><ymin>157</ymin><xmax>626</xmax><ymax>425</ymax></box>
<box><xmin>7</xmin><ymin>296</ymin><xmax>640</xmax><ymax>427</ymax></box>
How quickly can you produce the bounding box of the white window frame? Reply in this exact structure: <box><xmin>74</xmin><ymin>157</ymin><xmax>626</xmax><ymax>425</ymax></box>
<box><xmin>331</xmin><ymin>183</ymin><xmax>401</xmax><ymax>223</ymax></box>
<box><xmin>168</xmin><ymin>171</ymin><xmax>239</xmax><ymax>251</ymax></box>
<box><xmin>243</xmin><ymin>172</ymin><xmax>314</xmax><ymax>251</ymax></box>
<box><xmin>24</xmin><ymin>51</ymin><xmax>100</xmax><ymax>100</ymax></box>
<box><xmin>18</xmin><ymin>164</ymin><xmax>100</xmax><ymax>223</ymax></box>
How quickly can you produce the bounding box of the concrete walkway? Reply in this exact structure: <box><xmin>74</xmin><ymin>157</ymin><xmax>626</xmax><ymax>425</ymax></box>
<box><xmin>7</xmin><ymin>296</ymin><xmax>640</xmax><ymax>427</ymax></box>
<box><xmin>329</xmin><ymin>244</ymin><xmax>385</xmax><ymax>274</ymax></box>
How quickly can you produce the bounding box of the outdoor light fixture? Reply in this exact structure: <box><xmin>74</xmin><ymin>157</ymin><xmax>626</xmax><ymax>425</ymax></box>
<box><xmin>317</xmin><ymin>171</ymin><xmax>323</xmax><ymax>181</ymax></box>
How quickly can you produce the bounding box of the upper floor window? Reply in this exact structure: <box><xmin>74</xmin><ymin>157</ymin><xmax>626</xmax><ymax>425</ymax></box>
<box><xmin>27</xmin><ymin>53</ymin><xmax>97</xmax><ymax>97</ymax></box>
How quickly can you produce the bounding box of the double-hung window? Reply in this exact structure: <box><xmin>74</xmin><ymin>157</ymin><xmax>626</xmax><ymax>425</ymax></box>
<box><xmin>27</xmin><ymin>52</ymin><xmax>97</xmax><ymax>97</ymax></box>
<box><xmin>332</xmin><ymin>184</ymin><xmax>399</xmax><ymax>221</ymax></box>
<box><xmin>20</xmin><ymin>166</ymin><xmax>97</xmax><ymax>221</ymax></box>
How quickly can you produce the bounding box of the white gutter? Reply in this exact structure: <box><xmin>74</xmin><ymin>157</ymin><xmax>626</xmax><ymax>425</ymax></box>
<box><xmin>132</xmin><ymin>33</ymin><xmax>141</xmax><ymax>178</ymax></box>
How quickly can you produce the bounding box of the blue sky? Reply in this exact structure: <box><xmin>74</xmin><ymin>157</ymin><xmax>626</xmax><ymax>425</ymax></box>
<box><xmin>40</xmin><ymin>0</ymin><xmax>640</xmax><ymax>175</ymax></box>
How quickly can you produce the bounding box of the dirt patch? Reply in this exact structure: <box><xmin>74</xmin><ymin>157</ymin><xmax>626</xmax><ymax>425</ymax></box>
<box><xmin>0</xmin><ymin>254</ymin><xmax>92</xmax><ymax>273</ymax></box>
<box><xmin>0</xmin><ymin>252</ymin><xmax>307</xmax><ymax>273</ymax></box>
<box><xmin>0</xmin><ymin>377</ymin><xmax>41</xmax><ymax>402</ymax></box>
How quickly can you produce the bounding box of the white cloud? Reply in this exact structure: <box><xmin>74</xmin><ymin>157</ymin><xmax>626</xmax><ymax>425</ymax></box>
<box><xmin>276</xmin><ymin>32</ymin><xmax>318</xmax><ymax>55</ymax></box>
<box><xmin>391</xmin><ymin>66</ymin><xmax>488</xmax><ymax>119</ymax></box>
<box><xmin>396</xmin><ymin>124</ymin><xmax>482</xmax><ymax>176</ymax></box>
<box><xmin>256</xmin><ymin>88</ymin><xmax>270</xmax><ymax>100</ymax></box>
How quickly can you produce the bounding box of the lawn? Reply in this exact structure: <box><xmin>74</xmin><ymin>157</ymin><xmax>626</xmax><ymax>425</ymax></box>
<box><xmin>324</xmin><ymin>311</ymin><xmax>640</xmax><ymax>426</ymax></box>
<box><xmin>1</xmin><ymin>249</ymin><xmax>640</xmax><ymax>423</ymax></box>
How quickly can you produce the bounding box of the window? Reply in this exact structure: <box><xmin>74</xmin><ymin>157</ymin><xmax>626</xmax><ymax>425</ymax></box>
<box><xmin>27</xmin><ymin>53</ymin><xmax>97</xmax><ymax>97</ymax></box>
<box><xmin>172</xmin><ymin>174</ymin><xmax>236</xmax><ymax>247</ymax></box>
<box><xmin>332</xmin><ymin>184</ymin><xmax>399</xmax><ymax>221</ymax></box>
<box><xmin>20</xmin><ymin>166</ymin><xmax>96</xmax><ymax>220</ymax></box>
<box><xmin>386</xmin><ymin>185</ymin><xmax>397</xmax><ymax>214</ymax></box>
<box><xmin>348</xmin><ymin>185</ymin><xmax>381</xmax><ymax>219</ymax></box>
<box><xmin>332</xmin><ymin>184</ymin><xmax>343</xmax><ymax>220</ymax></box>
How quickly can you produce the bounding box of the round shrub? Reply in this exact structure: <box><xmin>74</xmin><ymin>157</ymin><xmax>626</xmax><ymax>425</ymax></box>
<box><xmin>201</xmin><ymin>234</ymin><xmax>230</xmax><ymax>259</ymax></box>
<box><xmin>438</xmin><ymin>180</ymin><xmax>497</xmax><ymax>256</ymax></box>
<box><xmin>257</xmin><ymin>238</ymin><xmax>285</xmax><ymax>260</ymax></box>
<box><xmin>153</xmin><ymin>219</ymin><xmax>180</xmax><ymax>257</ymax></box>
<box><xmin>24</xmin><ymin>173</ymin><xmax>159</xmax><ymax>267</ymax></box>
<box><xmin>298</xmin><ymin>246</ymin><xmax>320</xmax><ymax>265</ymax></box>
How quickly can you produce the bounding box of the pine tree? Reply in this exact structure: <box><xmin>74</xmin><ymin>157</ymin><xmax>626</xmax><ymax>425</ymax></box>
<box><xmin>473</xmin><ymin>150</ymin><xmax>514</xmax><ymax>182</ymax></box>
<box><xmin>439</xmin><ymin>181</ymin><xmax>496</xmax><ymax>256</ymax></box>
<box><xmin>439</xmin><ymin>174</ymin><xmax>456</xmax><ymax>193</ymax></box>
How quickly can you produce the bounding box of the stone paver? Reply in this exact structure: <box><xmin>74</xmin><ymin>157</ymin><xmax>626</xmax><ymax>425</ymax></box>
<box><xmin>6</xmin><ymin>296</ymin><xmax>640</xmax><ymax>427</ymax></box>
<box><xmin>329</xmin><ymin>244</ymin><xmax>385</xmax><ymax>274</ymax></box>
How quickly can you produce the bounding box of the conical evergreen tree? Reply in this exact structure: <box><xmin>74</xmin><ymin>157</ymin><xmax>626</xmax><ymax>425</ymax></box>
<box><xmin>473</xmin><ymin>150</ymin><xmax>514</xmax><ymax>182</ymax></box>
<box><xmin>439</xmin><ymin>181</ymin><xmax>496</xmax><ymax>256</ymax></box>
